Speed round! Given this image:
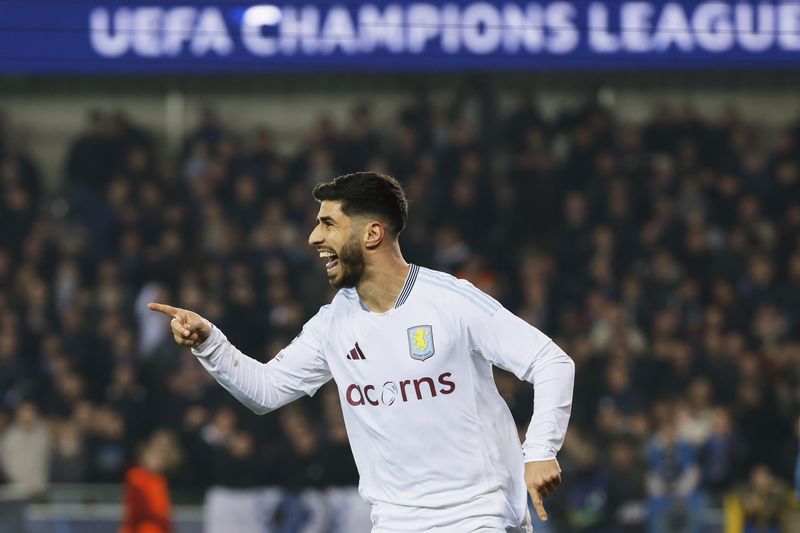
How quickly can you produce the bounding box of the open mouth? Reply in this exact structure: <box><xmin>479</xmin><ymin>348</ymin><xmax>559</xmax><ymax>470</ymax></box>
<box><xmin>319</xmin><ymin>249</ymin><xmax>339</xmax><ymax>273</ymax></box>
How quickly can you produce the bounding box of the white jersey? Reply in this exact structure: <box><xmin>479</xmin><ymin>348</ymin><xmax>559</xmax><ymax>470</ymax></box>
<box><xmin>193</xmin><ymin>265</ymin><xmax>574</xmax><ymax>532</ymax></box>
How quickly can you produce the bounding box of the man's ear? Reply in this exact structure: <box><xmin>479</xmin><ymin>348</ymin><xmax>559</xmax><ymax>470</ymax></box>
<box><xmin>364</xmin><ymin>221</ymin><xmax>385</xmax><ymax>250</ymax></box>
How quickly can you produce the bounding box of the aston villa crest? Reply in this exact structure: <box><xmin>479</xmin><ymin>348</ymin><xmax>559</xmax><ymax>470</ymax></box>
<box><xmin>407</xmin><ymin>325</ymin><xmax>435</xmax><ymax>361</ymax></box>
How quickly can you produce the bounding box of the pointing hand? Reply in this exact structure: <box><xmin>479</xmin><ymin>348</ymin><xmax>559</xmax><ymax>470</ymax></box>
<box><xmin>525</xmin><ymin>459</ymin><xmax>562</xmax><ymax>522</ymax></box>
<box><xmin>147</xmin><ymin>302</ymin><xmax>212</xmax><ymax>348</ymax></box>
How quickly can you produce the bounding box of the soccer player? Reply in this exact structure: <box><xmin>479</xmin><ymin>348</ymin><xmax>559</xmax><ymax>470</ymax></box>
<box><xmin>149</xmin><ymin>172</ymin><xmax>574</xmax><ymax>532</ymax></box>
<box><xmin>119</xmin><ymin>431</ymin><xmax>180</xmax><ymax>533</ymax></box>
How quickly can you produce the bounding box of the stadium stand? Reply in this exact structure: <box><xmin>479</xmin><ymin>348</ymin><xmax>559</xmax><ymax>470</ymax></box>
<box><xmin>0</xmin><ymin>92</ymin><xmax>798</xmax><ymax>531</ymax></box>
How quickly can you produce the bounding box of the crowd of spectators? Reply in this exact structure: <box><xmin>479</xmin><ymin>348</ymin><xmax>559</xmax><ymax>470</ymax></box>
<box><xmin>0</xmin><ymin>89</ymin><xmax>798</xmax><ymax>531</ymax></box>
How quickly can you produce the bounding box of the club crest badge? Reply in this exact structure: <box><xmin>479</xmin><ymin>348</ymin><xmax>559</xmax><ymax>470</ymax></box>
<box><xmin>407</xmin><ymin>325</ymin><xmax>435</xmax><ymax>361</ymax></box>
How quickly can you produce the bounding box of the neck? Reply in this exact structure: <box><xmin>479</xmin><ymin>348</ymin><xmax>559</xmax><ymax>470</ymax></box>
<box><xmin>356</xmin><ymin>246</ymin><xmax>409</xmax><ymax>313</ymax></box>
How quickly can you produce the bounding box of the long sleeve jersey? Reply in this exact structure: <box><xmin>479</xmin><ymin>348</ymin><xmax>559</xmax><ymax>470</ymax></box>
<box><xmin>192</xmin><ymin>265</ymin><xmax>574</xmax><ymax>531</ymax></box>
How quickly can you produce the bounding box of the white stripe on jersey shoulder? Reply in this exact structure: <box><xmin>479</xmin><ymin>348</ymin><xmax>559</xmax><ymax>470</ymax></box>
<box><xmin>417</xmin><ymin>267</ymin><xmax>501</xmax><ymax>316</ymax></box>
<box><xmin>421</xmin><ymin>268</ymin><xmax>502</xmax><ymax>309</ymax></box>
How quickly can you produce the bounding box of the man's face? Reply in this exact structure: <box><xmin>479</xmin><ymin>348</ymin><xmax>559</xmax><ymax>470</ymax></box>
<box><xmin>308</xmin><ymin>200</ymin><xmax>365</xmax><ymax>288</ymax></box>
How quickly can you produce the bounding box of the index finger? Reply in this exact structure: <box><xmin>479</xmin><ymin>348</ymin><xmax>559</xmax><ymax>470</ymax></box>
<box><xmin>147</xmin><ymin>302</ymin><xmax>180</xmax><ymax>317</ymax></box>
<box><xmin>530</xmin><ymin>488</ymin><xmax>548</xmax><ymax>522</ymax></box>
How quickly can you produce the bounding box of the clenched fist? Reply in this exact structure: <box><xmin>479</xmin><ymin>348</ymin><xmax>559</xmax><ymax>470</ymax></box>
<box><xmin>148</xmin><ymin>302</ymin><xmax>212</xmax><ymax>348</ymax></box>
<box><xmin>525</xmin><ymin>458</ymin><xmax>562</xmax><ymax>522</ymax></box>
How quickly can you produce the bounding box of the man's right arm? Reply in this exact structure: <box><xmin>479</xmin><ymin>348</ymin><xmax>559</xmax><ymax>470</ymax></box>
<box><xmin>191</xmin><ymin>320</ymin><xmax>332</xmax><ymax>414</ymax></box>
<box><xmin>148</xmin><ymin>302</ymin><xmax>332</xmax><ymax>414</ymax></box>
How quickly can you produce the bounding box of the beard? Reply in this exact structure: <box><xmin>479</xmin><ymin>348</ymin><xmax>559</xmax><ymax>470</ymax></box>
<box><xmin>331</xmin><ymin>235</ymin><xmax>365</xmax><ymax>289</ymax></box>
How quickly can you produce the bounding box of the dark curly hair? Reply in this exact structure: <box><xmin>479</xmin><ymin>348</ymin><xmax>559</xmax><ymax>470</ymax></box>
<box><xmin>312</xmin><ymin>172</ymin><xmax>408</xmax><ymax>236</ymax></box>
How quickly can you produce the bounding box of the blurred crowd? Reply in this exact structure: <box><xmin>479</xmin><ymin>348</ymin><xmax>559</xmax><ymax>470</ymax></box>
<box><xmin>0</xmin><ymin>89</ymin><xmax>798</xmax><ymax>531</ymax></box>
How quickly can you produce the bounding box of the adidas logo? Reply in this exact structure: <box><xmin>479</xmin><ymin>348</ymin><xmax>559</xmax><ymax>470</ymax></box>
<box><xmin>346</xmin><ymin>343</ymin><xmax>366</xmax><ymax>360</ymax></box>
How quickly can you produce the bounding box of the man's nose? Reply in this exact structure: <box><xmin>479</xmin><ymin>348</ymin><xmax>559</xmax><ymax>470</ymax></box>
<box><xmin>308</xmin><ymin>228</ymin><xmax>321</xmax><ymax>246</ymax></box>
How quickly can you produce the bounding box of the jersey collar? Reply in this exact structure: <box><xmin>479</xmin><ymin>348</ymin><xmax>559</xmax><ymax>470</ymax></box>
<box><xmin>358</xmin><ymin>263</ymin><xmax>419</xmax><ymax>312</ymax></box>
<box><xmin>394</xmin><ymin>263</ymin><xmax>419</xmax><ymax>308</ymax></box>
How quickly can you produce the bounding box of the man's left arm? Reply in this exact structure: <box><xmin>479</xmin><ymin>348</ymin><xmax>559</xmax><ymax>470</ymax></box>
<box><xmin>466</xmin><ymin>301</ymin><xmax>575</xmax><ymax>521</ymax></box>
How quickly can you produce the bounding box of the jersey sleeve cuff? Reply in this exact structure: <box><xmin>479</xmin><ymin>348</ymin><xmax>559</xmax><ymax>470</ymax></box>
<box><xmin>191</xmin><ymin>325</ymin><xmax>224</xmax><ymax>357</ymax></box>
<box><xmin>523</xmin><ymin>444</ymin><xmax>557</xmax><ymax>463</ymax></box>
